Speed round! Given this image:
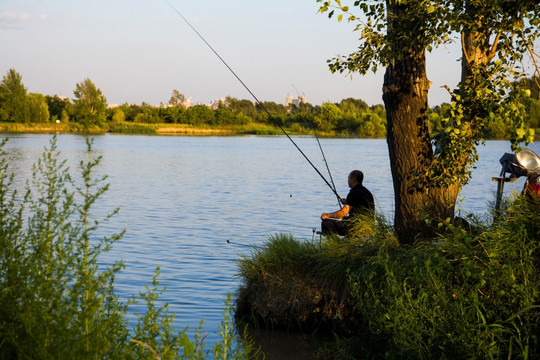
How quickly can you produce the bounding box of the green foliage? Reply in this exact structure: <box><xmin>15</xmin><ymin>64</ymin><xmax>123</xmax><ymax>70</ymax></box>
<box><xmin>0</xmin><ymin>137</ymin><xmax>262</xmax><ymax>359</ymax></box>
<box><xmin>236</xmin><ymin>214</ymin><xmax>397</xmax><ymax>332</ymax></box>
<box><xmin>28</xmin><ymin>93</ymin><xmax>50</xmax><ymax>123</ymax></box>
<box><xmin>0</xmin><ymin>68</ymin><xmax>30</xmax><ymax>123</ymax></box>
<box><xmin>213</xmin><ymin>294</ymin><xmax>265</xmax><ymax>360</ymax></box>
<box><xmin>1</xmin><ymin>67</ymin><xmax>536</xmax><ymax>139</ymax></box>
<box><xmin>317</xmin><ymin>0</ymin><xmax>450</xmax><ymax>75</ymax></box>
<box><xmin>187</xmin><ymin>104</ymin><xmax>215</xmax><ymax>125</ymax></box>
<box><xmin>158</xmin><ymin>106</ymin><xmax>185</xmax><ymax>124</ymax></box>
<box><xmin>130</xmin><ymin>267</ymin><xmax>205</xmax><ymax>359</ymax></box>
<box><xmin>238</xmin><ymin>198</ymin><xmax>538</xmax><ymax>358</ymax></box>
<box><xmin>226</xmin><ymin>97</ymin><xmax>258</xmax><ymax>119</ymax></box>
<box><xmin>0</xmin><ymin>136</ymin><xmax>128</xmax><ymax>358</ymax></box>
<box><xmin>318</xmin><ymin>0</ymin><xmax>539</xmax><ymax>190</ymax></box>
<box><xmin>345</xmin><ymin>199</ymin><xmax>539</xmax><ymax>359</ymax></box>
<box><xmin>73</xmin><ymin>78</ymin><xmax>108</xmax><ymax>126</ymax></box>
<box><xmin>46</xmin><ymin>95</ymin><xmax>72</xmax><ymax>122</ymax></box>
<box><xmin>314</xmin><ymin>103</ymin><xmax>343</xmax><ymax>132</ymax></box>
<box><xmin>134</xmin><ymin>107</ymin><xmax>161</xmax><ymax>124</ymax></box>
<box><xmin>112</xmin><ymin>107</ymin><xmax>126</xmax><ymax>123</ymax></box>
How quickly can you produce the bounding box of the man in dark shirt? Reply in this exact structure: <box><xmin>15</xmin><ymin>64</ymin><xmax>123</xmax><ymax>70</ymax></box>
<box><xmin>320</xmin><ymin>170</ymin><xmax>374</xmax><ymax>236</ymax></box>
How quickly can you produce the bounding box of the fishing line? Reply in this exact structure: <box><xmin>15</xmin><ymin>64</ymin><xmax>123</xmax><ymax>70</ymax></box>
<box><xmin>315</xmin><ymin>133</ymin><xmax>342</xmax><ymax>208</ymax></box>
<box><xmin>163</xmin><ymin>0</ymin><xmax>341</xmax><ymax>200</ymax></box>
<box><xmin>226</xmin><ymin>239</ymin><xmax>262</xmax><ymax>249</ymax></box>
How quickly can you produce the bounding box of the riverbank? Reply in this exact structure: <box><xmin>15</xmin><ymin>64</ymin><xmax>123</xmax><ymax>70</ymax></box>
<box><xmin>0</xmin><ymin>121</ymin><xmax>291</xmax><ymax>136</ymax></box>
<box><xmin>235</xmin><ymin>207</ymin><xmax>539</xmax><ymax>358</ymax></box>
<box><xmin>1</xmin><ymin>121</ymin><xmax>539</xmax><ymax>140</ymax></box>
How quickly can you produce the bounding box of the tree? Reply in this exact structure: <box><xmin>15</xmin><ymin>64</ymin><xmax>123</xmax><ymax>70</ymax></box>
<box><xmin>72</xmin><ymin>78</ymin><xmax>107</xmax><ymax>126</ymax></box>
<box><xmin>28</xmin><ymin>93</ymin><xmax>50</xmax><ymax>123</ymax></box>
<box><xmin>317</xmin><ymin>0</ymin><xmax>540</xmax><ymax>243</ymax></box>
<box><xmin>314</xmin><ymin>102</ymin><xmax>342</xmax><ymax>132</ymax></box>
<box><xmin>427</xmin><ymin>0</ymin><xmax>539</xmax><ymax>227</ymax></box>
<box><xmin>168</xmin><ymin>89</ymin><xmax>185</xmax><ymax>106</ymax></box>
<box><xmin>226</xmin><ymin>97</ymin><xmax>258</xmax><ymax>119</ymax></box>
<box><xmin>186</xmin><ymin>105</ymin><xmax>215</xmax><ymax>125</ymax></box>
<box><xmin>111</xmin><ymin>108</ymin><xmax>125</xmax><ymax>123</ymax></box>
<box><xmin>0</xmin><ymin>68</ymin><xmax>30</xmax><ymax>123</ymax></box>
<box><xmin>46</xmin><ymin>96</ymin><xmax>71</xmax><ymax>122</ymax></box>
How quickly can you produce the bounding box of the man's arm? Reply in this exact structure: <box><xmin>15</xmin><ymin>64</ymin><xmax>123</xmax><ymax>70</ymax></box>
<box><xmin>321</xmin><ymin>205</ymin><xmax>350</xmax><ymax>220</ymax></box>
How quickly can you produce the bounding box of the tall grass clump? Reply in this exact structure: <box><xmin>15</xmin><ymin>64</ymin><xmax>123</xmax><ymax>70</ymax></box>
<box><xmin>345</xmin><ymin>199</ymin><xmax>539</xmax><ymax>359</ymax></box>
<box><xmin>0</xmin><ymin>136</ymin><xmax>261</xmax><ymax>359</ymax></box>
<box><xmin>236</xmin><ymin>213</ymin><xmax>397</xmax><ymax>334</ymax></box>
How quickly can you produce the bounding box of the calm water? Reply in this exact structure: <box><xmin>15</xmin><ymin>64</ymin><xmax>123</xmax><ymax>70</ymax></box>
<box><xmin>2</xmin><ymin>134</ymin><xmax>538</xmax><ymax>349</ymax></box>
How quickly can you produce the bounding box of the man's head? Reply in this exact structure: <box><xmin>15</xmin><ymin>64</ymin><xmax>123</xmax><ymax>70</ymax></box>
<box><xmin>348</xmin><ymin>170</ymin><xmax>364</xmax><ymax>188</ymax></box>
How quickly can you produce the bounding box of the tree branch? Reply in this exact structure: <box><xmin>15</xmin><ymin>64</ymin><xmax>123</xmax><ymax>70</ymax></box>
<box><xmin>487</xmin><ymin>32</ymin><xmax>502</xmax><ymax>61</ymax></box>
<box><xmin>461</xmin><ymin>32</ymin><xmax>471</xmax><ymax>65</ymax></box>
<box><xmin>441</xmin><ymin>85</ymin><xmax>454</xmax><ymax>97</ymax></box>
<box><xmin>523</xmin><ymin>35</ymin><xmax>540</xmax><ymax>93</ymax></box>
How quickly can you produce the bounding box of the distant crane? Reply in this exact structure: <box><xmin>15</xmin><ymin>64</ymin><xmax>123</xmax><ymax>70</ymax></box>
<box><xmin>292</xmin><ymin>84</ymin><xmax>306</xmax><ymax>102</ymax></box>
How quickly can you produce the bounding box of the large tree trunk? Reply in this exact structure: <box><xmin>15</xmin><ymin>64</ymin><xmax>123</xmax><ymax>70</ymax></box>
<box><xmin>383</xmin><ymin>2</ymin><xmax>458</xmax><ymax>244</ymax></box>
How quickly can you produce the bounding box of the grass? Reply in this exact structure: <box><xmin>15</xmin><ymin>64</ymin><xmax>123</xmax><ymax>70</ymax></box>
<box><xmin>0</xmin><ymin>121</ymin><xmax>302</xmax><ymax>136</ymax></box>
<box><xmin>236</xmin><ymin>213</ymin><xmax>398</xmax><ymax>335</ymax></box>
<box><xmin>236</xmin><ymin>201</ymin><xmax>539</xmax><ymax>359</ymax></box>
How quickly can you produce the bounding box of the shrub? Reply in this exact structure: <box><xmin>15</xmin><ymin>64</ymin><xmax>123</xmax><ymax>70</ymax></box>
<box><xmin>347</xmin><ymin>199</ymin><xmax>539</xmax><ymax>359</ymax></box>
<box><xmin>0</xmin><ymin>137</ymin><xmax>261</xmax><ymax>359</ymax></box>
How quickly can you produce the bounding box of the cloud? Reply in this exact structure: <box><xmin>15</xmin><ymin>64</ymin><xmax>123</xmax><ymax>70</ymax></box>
<box><xmin>0</xmin><ymin>11</ymin><xmax>47</xmax><ymax>29</ymax></box>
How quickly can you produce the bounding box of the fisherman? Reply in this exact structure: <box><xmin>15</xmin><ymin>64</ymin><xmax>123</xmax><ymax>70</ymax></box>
<box><xmin>320</xmin><ymin>170</ymin><xmax>375</xmax><ymax>236</ymax></box>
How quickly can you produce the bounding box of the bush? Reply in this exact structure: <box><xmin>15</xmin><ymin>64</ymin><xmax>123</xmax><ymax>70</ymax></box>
<box><xmin>0</xmin><ymin>137</ymin><xmax>262</xmax><ymax>359</ymax></box>
<box><xmin>346</xmin><ymin>200</ymin><xmax>539</xmax><ymax>359</ymax></box>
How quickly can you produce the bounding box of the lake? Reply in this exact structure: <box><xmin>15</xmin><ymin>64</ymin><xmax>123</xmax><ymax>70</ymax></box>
<box><xmin>2</xmin><ymin>134</ymin><xmax>538</xmax><ymax>354</ymax></box>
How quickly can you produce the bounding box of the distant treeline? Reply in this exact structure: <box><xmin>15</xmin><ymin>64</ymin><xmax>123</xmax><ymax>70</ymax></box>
<box><xmin>1</xmin><ymin>68</ymin><xmax>539</xmax><ymax>137</ymax></box>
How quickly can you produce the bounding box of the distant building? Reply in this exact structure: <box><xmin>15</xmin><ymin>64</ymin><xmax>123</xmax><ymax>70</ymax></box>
<box><xmin>285</xmin><ymin>94</ymin><xmax>307</xmax><ymax>107</ymax></box>
<box><xmin>181</xmin><ymin>96</ymin><xmax>194</xmax><ymax>108</ymax></box>
<box><xmin>209</xmin><ymin>97</ymin><xmax>227</xmax><ymax>110</ymax></box>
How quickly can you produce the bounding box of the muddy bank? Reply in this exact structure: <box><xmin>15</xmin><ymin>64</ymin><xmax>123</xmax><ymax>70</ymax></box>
<box><xmin>235</xmin><ymin>274</ymin><xmax>359</xmax><ymax>336</ymax></box>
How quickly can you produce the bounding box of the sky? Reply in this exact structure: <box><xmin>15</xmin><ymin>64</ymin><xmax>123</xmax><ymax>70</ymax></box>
<box><xmin>1</xmin><ymin>0</ymin><xmax>467</xmax><ymax>107</ymax></box>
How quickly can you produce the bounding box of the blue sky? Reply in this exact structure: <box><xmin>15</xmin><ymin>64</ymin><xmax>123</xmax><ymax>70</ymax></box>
<box><xmin>1</xmin><ymin>0</ymin><xmax>464</xmax><ymax>107</ymax></box>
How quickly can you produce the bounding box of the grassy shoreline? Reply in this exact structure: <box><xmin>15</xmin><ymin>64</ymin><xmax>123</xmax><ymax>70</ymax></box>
<box><xmin>2</xmin><ymin>121</ymin><xmax>539</xmax><ymax>139</ymax></box>
<box><xmin>236</xmin><ymin>207</ymin><xmax>539</xmax><ymax>358</ymax></box>
<box><xmin>0</xmin><ymin>121</ymin><xmax>296</xmax><ymax>136</ymax></box>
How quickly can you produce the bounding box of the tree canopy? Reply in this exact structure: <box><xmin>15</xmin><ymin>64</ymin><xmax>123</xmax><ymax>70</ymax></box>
<box><xmin>317</xmin><ymin>0</ymin><xmax>540</xmax><ymax>243</ymax></box>
<box><xmin>72</xmin><ymin>78</ymin><xmax>107</xmax><ymax>126</ymax></box>
<box><xmin>0</xmin><ymin>68</ymin><xmax>30</xmax><ymax>123</ymax></box>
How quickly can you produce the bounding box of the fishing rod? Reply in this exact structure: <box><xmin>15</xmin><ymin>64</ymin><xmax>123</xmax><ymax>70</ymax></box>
<box><xmin>315</xmin><ymin>133</ymin><xmax>342</xmax><ymax>208</ymax></box>
<box><xmin>163</xmin><ymin>0</ymin><xmax>341</xmax><ymax>200</ymax></box>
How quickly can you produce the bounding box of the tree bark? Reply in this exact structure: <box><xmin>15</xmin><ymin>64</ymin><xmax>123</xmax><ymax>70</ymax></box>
<box><xmin>383</xmin><ymin>2</ymin><xmax>458</xmax><ymax>244</ymax></box>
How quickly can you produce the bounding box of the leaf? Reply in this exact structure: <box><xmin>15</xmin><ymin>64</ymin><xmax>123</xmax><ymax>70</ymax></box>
<box><xmin>338</xmin><ymin>14</ymin><xmax>343</xmax><ymax>22</ymax></box>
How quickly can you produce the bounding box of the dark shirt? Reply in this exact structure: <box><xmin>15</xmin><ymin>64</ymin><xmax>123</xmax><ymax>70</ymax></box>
<box><xmin>345</xmin><ymin>184</ymin><xmax>374</xmax><ymax>218</ymax></box>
